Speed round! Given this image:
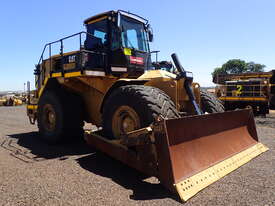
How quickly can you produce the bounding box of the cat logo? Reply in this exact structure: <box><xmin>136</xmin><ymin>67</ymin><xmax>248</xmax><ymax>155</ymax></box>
<box><xmin>68</xmin><ymin>55</ymin><xmax>76</xmax><ymax>63</ymax></box>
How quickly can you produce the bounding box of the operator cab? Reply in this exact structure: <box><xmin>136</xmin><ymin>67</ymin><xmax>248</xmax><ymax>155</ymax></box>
<box><xmin>34</xmin><ymin>10</ymin><xmax>154</xmax><ymax>91</ymax></box>
<box><xmin>83</xmin><ymin>10</ymin><xmax>153</xmax><ymax>77</ymax></box>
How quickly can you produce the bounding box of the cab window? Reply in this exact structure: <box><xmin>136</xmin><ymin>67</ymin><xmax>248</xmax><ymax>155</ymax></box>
<box><xmin>85</xmin><ymin>19</ymin><xmax>108</xmax><ymax>50</ymax></box>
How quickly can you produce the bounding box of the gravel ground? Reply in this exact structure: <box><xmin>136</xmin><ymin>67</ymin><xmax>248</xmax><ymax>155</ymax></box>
<box><xmin>0</xmin><ymin>106</ymin><xmax>274</xmax><ymax>206</ymax></box>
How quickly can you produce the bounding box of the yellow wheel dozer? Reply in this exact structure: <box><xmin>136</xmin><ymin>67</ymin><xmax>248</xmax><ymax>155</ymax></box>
<box><xmin>26</xmin><ymin>10</ymin><xmax>268</xmax><ymax>202</ymax></box>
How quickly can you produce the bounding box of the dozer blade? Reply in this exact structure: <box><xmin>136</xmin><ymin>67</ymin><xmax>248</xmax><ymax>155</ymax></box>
<box><xmin>153</xmin><ymin>109</ymin><xmax>268</xmax><ymax>202</ymax></box>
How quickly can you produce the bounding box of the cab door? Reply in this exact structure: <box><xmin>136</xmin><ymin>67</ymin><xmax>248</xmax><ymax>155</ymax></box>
<box><xmin>109</xmin><ymin>21</ymin><xmax>128</xmax><ymax>73</ymax></box>
<box><xmin>85</xmin><ymin>18</ymin><xmax>109</xmax><ymax>72</ymax></box>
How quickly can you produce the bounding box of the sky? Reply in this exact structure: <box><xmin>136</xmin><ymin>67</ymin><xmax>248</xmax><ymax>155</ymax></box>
<box><xmin>0</xmin><ymin>0</ymin><xmax>274</xmax><ymax>91</ymax></box>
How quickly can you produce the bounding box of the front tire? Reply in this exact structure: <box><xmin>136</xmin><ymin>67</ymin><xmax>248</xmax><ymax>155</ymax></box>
<box><xmin>102</xmin><ymin>85</ymin><xmax>181</xmax><ymax>139</ymax></box>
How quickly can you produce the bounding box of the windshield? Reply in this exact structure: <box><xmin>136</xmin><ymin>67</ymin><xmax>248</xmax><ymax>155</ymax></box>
<box><xmin>120</xmin><ymin>15</ymin><xmax>149</xmax><ymax>52</ymax></box>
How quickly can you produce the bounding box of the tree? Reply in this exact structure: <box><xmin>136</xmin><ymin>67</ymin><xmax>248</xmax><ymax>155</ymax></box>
<box><xmin>245</xmin><ymin>62</ymin><xmax>265</xmax><ymax>72</ymax></box>
<box><xmin>222</xmin><ymin>59</ymin><xmax>247</xmax><ymax>74</ymax></box>
<box><xmin>212</xmin><ymin>59</ymin><xmax>265</xmax><ymax>77</ymax></box>
<box><xmin>212</xmin><ymin>67</ymin><xmax>226</xmax><ymax>77</ymax></box>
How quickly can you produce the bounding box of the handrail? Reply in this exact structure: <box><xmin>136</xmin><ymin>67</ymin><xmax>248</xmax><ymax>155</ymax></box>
<box><xmin>36</xmin><ymin>31</ymin><xmax>95</xmax><ymax>71</ymax></box>
<box><xmin>150</xmin><ymin>50</ymin><xmax>160</xmax><ymax>62</ymax></box>
<box><xmin>34</xmin><ymin>31</ymin><xmax>103</xmax><ymax>90</ymax></box>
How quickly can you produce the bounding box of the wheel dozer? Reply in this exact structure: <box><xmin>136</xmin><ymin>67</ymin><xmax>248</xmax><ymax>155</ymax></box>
<box><xmin>27</xmin><ymin>10</ymin><xmax>268</xmax><ymax>202</ymax></box>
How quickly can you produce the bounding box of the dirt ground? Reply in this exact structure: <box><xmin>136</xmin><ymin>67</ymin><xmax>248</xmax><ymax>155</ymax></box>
<box><xmin>0</xmin><ymin>106</ymin><xmax>274</xmax><ymax>206</ymax></box>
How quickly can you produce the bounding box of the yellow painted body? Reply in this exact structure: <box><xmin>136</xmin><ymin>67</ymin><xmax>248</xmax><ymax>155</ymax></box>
<box><xmin>30</xmin><ymin>67</ymin><xmax>201</xmax><ymax>126</ymax></box>
<box><xmin>60</xmin><ymin>70</ymin><xmax>200</xmax><ymax>125</ymax></box>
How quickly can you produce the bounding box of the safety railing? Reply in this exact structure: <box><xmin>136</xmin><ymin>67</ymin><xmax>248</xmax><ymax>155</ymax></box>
<box><xmin>35</xmin><ymin>31</ymin><xmax>90</xmax><ymax>74</ymax></box>
<box><xmin>34</xmin><ymin>31</ymin><xmax>105</xmax><ymax>89</ymax></box>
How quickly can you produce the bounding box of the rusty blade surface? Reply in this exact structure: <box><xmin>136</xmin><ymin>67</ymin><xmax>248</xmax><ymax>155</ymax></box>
<box><xmin>155</xmin><ymin>109</ymin><xmax>258</xmax><ymax>187</ymax></box>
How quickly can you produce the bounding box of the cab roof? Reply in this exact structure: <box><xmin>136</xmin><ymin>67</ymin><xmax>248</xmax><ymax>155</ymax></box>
<box><xmin>84</xmin><ymin>10</ymin><xmax>113</xmax><ymax>25</ymax></box>
<box><xmin>84</xmin><ymin>10</ymin><xmax>148</xmax><ymax>25</ymax></box>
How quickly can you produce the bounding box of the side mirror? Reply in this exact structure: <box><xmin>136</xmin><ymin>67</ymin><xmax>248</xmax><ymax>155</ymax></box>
<box><xmin>149</xmin><ymin>30</ymin><xmax>154</xmax><ymax>42</ymax></box>
<box><xmin>147</xmin><ymin>24</ymin><xmax>154</xmax><ymax>42</ymax></box>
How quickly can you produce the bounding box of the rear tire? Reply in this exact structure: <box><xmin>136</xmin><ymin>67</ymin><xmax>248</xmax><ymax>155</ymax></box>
<box><xmin>200</xmin><ymin>89</ymin><xmax>225</xmax><ymax>113</ymax></box>
<box><xmin>37</xmin><ymin>90</ymin><xmax>84</xmax><ymax>144</ymax></box>
<box><xmin>102</xmin><ymin>85</ymin><xmax>181</xmax><ymax>139</ymax></box>
<box><xmin>38</xmin><ymin>91</ymin><xmax>64</xmax><ymax>143</ymax></box>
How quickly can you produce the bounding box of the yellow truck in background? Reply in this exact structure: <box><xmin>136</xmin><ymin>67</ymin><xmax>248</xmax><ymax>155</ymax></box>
<box><xmin>214</xmin><ymin>70</ymin><xmax>275</xmax><ymax>115</ymax></box>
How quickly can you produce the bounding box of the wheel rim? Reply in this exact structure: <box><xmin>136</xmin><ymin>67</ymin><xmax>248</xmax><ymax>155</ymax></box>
<box><xmin>42</xmin><ymin>104</ymin><xmax>56</xmax><ymax>132</ymax></box>
<box><xmin>112</xmin><ymin>105</ymin><xmax>141</xmax><ymax>139</ymax></box>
